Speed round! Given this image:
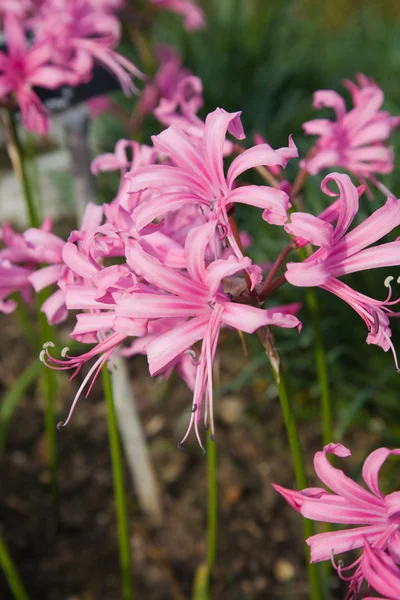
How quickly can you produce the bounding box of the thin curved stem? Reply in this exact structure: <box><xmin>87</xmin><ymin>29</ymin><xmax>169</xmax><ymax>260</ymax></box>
<box><xmin>271</xmin><ymin>368</ymin><xmax>323</xmax><ymax>600</ymax></box>
<box><xmin>0</xmin><ymin>533</ymin><xmax>30</xmax><ymax>600</ymax></box>
<box><xmin>102</xmin><ymin>366</ymin><xmax>134</xmax><ymax>600</ymax></box>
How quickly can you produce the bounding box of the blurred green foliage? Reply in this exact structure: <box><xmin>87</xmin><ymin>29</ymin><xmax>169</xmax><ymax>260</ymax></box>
<box><xmin>92</xmin><ymin>0</ymin><xmax>400</xmax><ymax>457</ymax></box>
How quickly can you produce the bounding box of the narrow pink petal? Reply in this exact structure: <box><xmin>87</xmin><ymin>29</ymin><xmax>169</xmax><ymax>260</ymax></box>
<box><xmin>205</xmin><ymin>256</ymin><xmax>251</xmax><ymax>297</ymax></box>
<box><xmin>62</xmin><ymin>243</ymin><xmax>98</xmax><ymax>279</ymax></box>
<box><xmin>228</xmin><ymin>185</ymin><xmax>290</xmax><ymax>225</ymax></box>
<box><xmin>302</xmin><ymin>149</ymin><xmax>339</xmax><ymax>175</ymax></box>
<box><xmin>222</xmin><ymin>303</ymin><xmax>299</xmax><ymax>333</ymax></box>
<box><xmin>312</xmin><ymin>90</ymin><xmax>346</xmax><ymax>120</ymax></box>
<box><xmin>329</xmin><ymin>242</ymin><xmax>400</xmax><ymax>276</ymax></box>
<box><xmin>126</xmin><ymin>241</ymin><xmax>206</xmax><ymax>297</ymax></box>
<box><xmin>133</xmin><ymin>191</ymin><xmax>201</xmax><ymax>232</ymax></box>
<box><xmin>79</xmin><ymin>203</ymin><xmax>104</xmax><ymax>234</ymax></box>
<box><xmin>227</xmin><ymin>137</ymin><xmax>297</xmax><ymax>187</ymax></box>
<box><xmin>285</xmin><ymin>261</ymin><xmax>330</xmax><ymax>287</ymax></box>
<box><xmin>202</xmin><ymin>108</ymin><xmax>243</xmax><ymax>189</ymax></box>
<box><xmin>151</xmin><ymin>125</ymin><xmax>209</xmax><ymax>182</ymax></box>
<box><xmin>363</xmin><ymin>542</ymin><xmax>400</xmax><ymax>598</ymax></box>
<box><xmin>362</xmin><ymin>448</ymin><xmax>400</xmax><ymax>497</ymax></box>
<box><xmin>301</xmin><ymin>497</ymin><xmax>387</xmax><ymax>524</ymax></box>
<box><xmin>285</xmin><ymin>213</ymin><xmax>334</xmax><ymax>249</ymax></box>
<box><xmin>28</xmin><ymin>66</ymin><xmax>76</xmax><ymax>89</ymax></box>
<box><xmin>29</xmin><ymin>264</ymin><xmax>63</xmax><ymax>292</ymax></box>
<box><xmin>313</xmin><ymin>445</ymin><xmax>384</xmax><ymax>507</ymax></box>
<box><xmin>333</xmin><ymin>196</ymin><xmax>400</xmax><ymax>259</ymax></box>
<box><xmin>351</xmin><ymin>120</ymin><xmax>392</xmax><ymax>147</ymax></box>
<box><xmin>184</xmin><ymin>220</ymin><xmax>216</xmax><ymax>284</ymax></box>
<box><xmin>4</xmin><ymin>15</ymin><xmax>27</xmax><ymax>57</ymax></box>
<box><xmin>71</xmin><ymin>313</ymin><xmax>116</xmax><ymax>336</ymax></box>
<box><xmin>64</xmin><ymin>286</ymin><xmax>111</xmax><ymax>310</ymax></box>
<box><xmin>272</xmin><ymin>483</ymin><xmax>304</xmax><ymax>511</ymax></box>
<box><xmin>302</xmin><ymin>118</ymin><xmax>333</xmax><ymax>136</ymax></box>
<box><xmin>115</xmin><ymin>293</ymin><xmax>208</xmax><ymax>319</ymax></box>
<box><xmin>307</xmin><ymin>524</ymin><xmax>387</xmax><ymax>562</ymax></box>
<box><xmin>127</xmin><ymin>165</ymin><xmax>208</xmax><ymax>196</ymax></box>
<box><xmin>40</xmin><ymin>289</ymin><xmax>67</xmax><ymax>325</ymax></box>
<box><xmin>146</xmin><ymin>315</ymin><xmax>209</xmax><ymax>375</ymax></box>
<box><xmin>321</xmin><ymin>173</ymin><xmax>359</xmax><ymax>243</ymax></box>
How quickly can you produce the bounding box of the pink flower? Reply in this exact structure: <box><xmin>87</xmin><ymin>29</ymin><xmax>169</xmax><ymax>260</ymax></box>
<box><xmin>0</xmin><ymin>0</ymin><xmax>32</xmax><ymax>17</ymax></box>
<box><xmin>302</xmin><ymin>74</ymin><xmax>400</xmax><ymax>182</ymax></box>
<box><xmin>273</xmin><ymin>444</ymin><xmax>400</xmax><ymax>596</ymax></box>
<box><xmin>150</xmin><ymin>0</ymin><xmax>205</xmax><ymax>30</ymax></box>
<box><xmin>114</xmin><ymin>219</ymin><xmax>300</xmax><ymax>448</ymax></box>
<box><xmin>127</xmin><ymin>108</ymin><xmax>297</xmax><ymax>257</ymax></box>
<box><xmin>363</xmin><ymin>541</ymin><xmax>400</xmax><ymax>600</ymax></box>
<box><xmin>284</xmin><ymin>173</ymin><xmax>400</xmax><ymax>367</ymax></box>
<box><xmin>32</xmin><ymin>0</ymin><xmax>142</xmax><ymax>95</ymax></box>
<box><xmin>0</xmin><ymin>15</ymin><xmax>77</xmax><ymax>133</ymax></box>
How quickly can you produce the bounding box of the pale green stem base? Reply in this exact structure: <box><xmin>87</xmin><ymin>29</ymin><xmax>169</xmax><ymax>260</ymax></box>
<box><xmin>0</xmin><ymin>533</ymin><xmax>30</xmax><ymax>600</ymax></box>
<box><xmin>102</xmin><ymin>366</ymin><xmax>134</xmax><ymax>600</ymax></box>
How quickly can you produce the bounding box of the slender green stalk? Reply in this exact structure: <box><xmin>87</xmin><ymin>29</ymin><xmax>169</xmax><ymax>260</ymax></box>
<box><xmin>206</xmin><ymin>434</ymin><xmax>217</xmax><ymax>592</ymax></box>
<box><xmin>0</xmin><ymin>533</ymin><xmax>30</xmax><ymax>600</ymax></box>
<box><xmin>305</xmin><ymin>287</ymin><xmax>333</xmax><ymax>445</ymax></box>
<box><xmin>102</xmin><ymin>366</ymin><xmax>134</xmax><ymax>600</ymax></box>
<box><xmin>272</xmin><ymin>369</ymin><xmax>323</xmax><ymax>600</ymax></box>
<box><xmin>7</xmin><ymin>110</ymin><xmax>40</xmax><ymax>228</ymax></box>
<box><xmin>297</xmin><ymin>246</ymin><xmax>333</xmax><ymax>446</ymax></box>
<box><xmin>6</xmin><ymin>109</ymin><xmax>59</xmax><ymax>517</ymax></box>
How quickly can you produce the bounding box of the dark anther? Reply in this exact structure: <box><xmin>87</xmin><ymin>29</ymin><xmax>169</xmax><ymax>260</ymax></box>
<box><xmin>202</xmin><ymin>423</ymin><xmax>209</xmax><ymax>431</ymax></box>
<box><xmin>209</xmin><ymin>434</ymin><xmax>215</xmax><ymax>442</ymax></box>
<box><xmin>177</xmin><ymin>442</ymin><xmax>185</xmax><ymax>451</ymax></box>
<box><xmin>56</xmin><ymin>421</ymin><xmax>64</xmax><ymax>430</ymax></box>
<box><xmin>191</xmin><ymin>403</ymin><xmax>198</xmax><ymax>413</ymax></box>
<box><xmin>226</xmin><ymin>292</ymin><xmax>234</xmax><ymax>302</ymax></box>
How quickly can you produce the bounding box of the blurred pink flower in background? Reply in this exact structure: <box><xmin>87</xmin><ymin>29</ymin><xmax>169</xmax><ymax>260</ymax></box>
<box><xmin>273</xmin><ymin>443</ymin><xmax>400</xmax><ymax>597</ymax></box>
<box><xmin>0</xmin><ymin>0</ymin><xmax>32</xmax><ymax>17</ymax></box>
<box><xmin>150</xmin><ymin>0</ymin><xmax>205</xmax><ymax>30</ymax></box>
<box><xmin>302</xmin><ymin>74</ymin><xmax>400</xmax><ymax>183</ymax></box>
<box><xmin>0</xmin><ymin>14</ymin><xmax>77</xmax><ymax>133</ymax></box>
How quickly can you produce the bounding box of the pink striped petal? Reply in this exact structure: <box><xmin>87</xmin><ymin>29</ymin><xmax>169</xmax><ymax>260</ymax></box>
<box><xmin>151</xmin><ymin>125</ymin><xmax>209</xmax><ymax>182</ymax></box>
<box><xmin>302</xmin><ymin>119</ymin><xmax>333</xmax><ymax>136</ymax></box>
<box><xmin>29</xmin><ymin>264</ymin><xmax>63</xmax><ymax>292</ymax></box>
<box><xmin>115</xmin><ymin>293</ymin><xmax>208</xmax><ymax>319</ymax></box>
<box><xmin>228</xmin><ymin>185</ymin><xmax>290</xmax><ymax>225</ymax></box>
<box><xmin>127</xmin><ymin>164</ymin><xmax>208</xmax><ymax>196</ymax></box>
<box><xmin>222</xmin><ymin>303</ymin><xmax>299</xmax><ymax>333</ymax></box>
<box><xmin>146</xmin><ymin>315</ymin><xmax>209</xmax><ymax>375</ymax></box>
<box><xmin>307</xmin><ymin>524</ymin><xmax>386</xmax><ymax>562</ymax></box>
<box><xmin>203</xmin><ymin>108</ymin><xmax>243</xmax><ymax>189</ymax></box>
<box><xmin>362</xmin><ymin>448</ymin><xmax>400</xmax><ymax>497</ymax></box>
<box><xmin>133</xmin><ymin>191</ymin><xmax>202</xmax><ymax>232</ymax></box>
<box><xmin>321</xmin><ymin>173</ymin><xmax>359</xmax><ymax>242</ymax></box>
<box><xmin>205</xmin><ymin>256</ymin><xmax>251</xmax><ymax>297</ymax></box>
<box><xmin>125</xmin><ymin>241</ymin><xmax>206</xmax><ymax>297</ymax></box>
<box><xmin>363</xmin><ymin>542</ymin><xmax>400</xmax><ymax>598</ymax></box>
<box><xmin>184</xmin><ymin>220</ymin><xmax>216</xmax><ymax>284</ymax></box>
<box><xmin>313</xmin><ymin>444</ymin><xmax>384</xmax><ymax>508</ymax></box>
<box><xmin>285</xmin><ymin>213</ymin><xmax>334</xmax><ymax>249</ymax></box>
<box><xmin>329</xmin><ymin>241</ymin><xmax>400</xmax><ymax>276</ymax></box>
<box><xmin>62</xmin><ymin>243</ymin><xmax>98</xmax><ymax>279</ymax></box>
<box><xmin>227</xmin><ymin>137</ymin><xmax>297</xmax><ymax>187</ymax></box>
<box><xmin>285</xmin><ymin>261</ymin><xmax>330</xmax><ymax>287</ymax></box>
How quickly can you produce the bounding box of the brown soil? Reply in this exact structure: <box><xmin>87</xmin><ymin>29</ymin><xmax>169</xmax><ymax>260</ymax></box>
<box><xmin>0</xmin><ymin>315</ymin><xmax>347</xmax><ymax>600</ymax></box>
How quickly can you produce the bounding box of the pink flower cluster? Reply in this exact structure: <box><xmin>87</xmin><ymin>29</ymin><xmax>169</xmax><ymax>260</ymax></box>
<box><xmin>274</xmin><ymin>444</ymin><xmax>400</xmax><ymax>598</ymax></box>
<box><xmin>0</xmin><ymin>0</ymin><xmax>142</xmax><ymax>134</ymax></box>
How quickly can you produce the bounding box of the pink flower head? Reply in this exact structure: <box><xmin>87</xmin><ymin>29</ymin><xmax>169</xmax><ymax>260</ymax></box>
<box><xmin>114</xmin><ymin>219</ymin><xmax>300</xmax><ymax>449</ymax></box>
<box><xmin>302</xmin><ymin>74</ymin><xmax>400</xmax><ymax>182</ymax></box>
<box><xmin>363</xmin><ymin>541</ymin><xmax>400</xmax><ymax>600</ymax></box>
<box><xmin>32</xmin><ymin>0</ymin><xmax>143</xmax><ymax>95</ymax></box>
<box><xmin>127</xmin><ymin>108</ymin><xmax>297</xmax><ymax>259</ymax></box>
<box><xmin>273</xmin><ymin>443</ymin><xmax>400</xmax><ymax>596</ymax></box>
<box><xmin>0</xmin><ymin>14</ymin><xmax>77</xmax><ymax>133</ymax></box>
<box><xmin>284</xmin><ymin>173</ymin><xmax>400</xmax><ymax>367</ymax></box>
<box><xmin>150</xmin><ymin>0</ymin><xmax>205</xmax><ymax>30</ymax></box>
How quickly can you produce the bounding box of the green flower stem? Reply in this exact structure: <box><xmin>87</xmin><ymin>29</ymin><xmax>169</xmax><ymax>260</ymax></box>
<box><xmin>206</xmin><ymin>434</ymin><xmax>217</xmax><ymax>592</ymax></box>
<box><xmin>0</xmin><ymin>533</ymin><xmax>30</xmax><ymax>600</ymax></box>
<box><xmin>272</xmin><ymin>369</ymin><xmax>323</xmax><ymax>600</ymax></box>
<box><xmin>297</xmin><ymin>247</ymin><xmax>333</xmax><ymax>446</ymax></box>
<box><xmin>305</xmin><ymin>287</ymin><xmax>333</xmax><ymax>445</ymax></box>
<box><xmin>102</xmin><ymin>366</ymin><xmax>134</xmax><ymax>600</ymax></box>
<box><xmin>6</xmin><ymin>110</ymin><xmax>59</xmax><ymax>517</ymax></box>
<box><xmin>7</xmin><ymin>110</ymin><xmax>40</xmax><ymax>228</ymax></box>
